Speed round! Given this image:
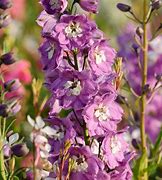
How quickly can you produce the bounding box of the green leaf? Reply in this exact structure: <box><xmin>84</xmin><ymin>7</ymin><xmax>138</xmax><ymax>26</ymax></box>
<box><xmin>13</xmin><ymin>176</ymin><xmax>19</xmax><ymax>180</ymax></box>
<box><xmin>152</xmin><ymin>127</ymin><xmax>162</xmax><ymax>157</ymax></box>
<box><xmin>59</xmin><ymin>109</ymin><xmax>72</xmax><ymax>118</ymax></box>
<box><xmin>133</xmin><ymin>150</ymin><xmax>148</xmax><ymax>179</ymax></box>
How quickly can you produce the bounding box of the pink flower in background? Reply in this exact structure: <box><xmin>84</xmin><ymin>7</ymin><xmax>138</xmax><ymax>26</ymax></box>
<box><xmin>9</xmin><ymin>0</ymin><xmax>26</xmax><ymax>20</ymax></box>
<box><xmin>1</xmin><ymin>60</ymin><xmax>32</xmax><ymax>98</ymax></box>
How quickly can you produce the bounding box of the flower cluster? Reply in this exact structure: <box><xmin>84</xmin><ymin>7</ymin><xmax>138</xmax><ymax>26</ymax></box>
<box><xmin>38</xmin><ymin>0</ymin><xmax>134</xmax><ymax>179</ymax></box>
<box><xmin>0</xmin><ymin>3</ymin><xmax>30</xmax><ymax>179</ymax></box>
<box><xmin>117</xmin><ymin>24</ymin><xmax>162</xmax><ymax>142</ymax></box>
<box><xmin>0</xmin><ymin>0</ymin><xmax>12</xmax><ymax>28</ymax></box>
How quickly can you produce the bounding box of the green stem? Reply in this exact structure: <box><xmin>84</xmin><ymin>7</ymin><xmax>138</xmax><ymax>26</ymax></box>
<box><xmin>0</xmin><ymin>116</ymin><xmax>6</xmax><ymax>180</ymax></box>
<box><xmin>0</xmin><ymin>140</ymin><xmax>6</xmax><ymax>179</ymax></box>
<box><xmin>83</xmin><ymin>123</ymin><xmax>90</xmax><ymax>145</ymax></box>
<box><xmin>140</xmin><ymin>0</ymin><xmax>148</xmax><ymax>179</ymax></box>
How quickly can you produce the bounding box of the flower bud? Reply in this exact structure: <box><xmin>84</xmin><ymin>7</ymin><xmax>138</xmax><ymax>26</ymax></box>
<box><xmin>116</xmin><ymin>95</ymin><xmax>127</xmax><ymax>104</ymax></box>
<box><xmin>117</xmin><ymin>3</ymin><xmax>131</xmax><ymax>12</ymax></box>
<box><xmin>0</xmin><ymin>52</ymin><xmax>15</xmax><ymax>65</ymax></box>
<box><xmin>142</xmin><ymin>84</ymin><xmax>150</xmax><ymax>94</ymax></box>
<box><xmin>151</xmin><ymin>0</ymin><xmax>161</xmax><ymax>10</ymax></box>
<box><xmin>136</xmin><ymin>27</ymin><xmax>144</xmax><ymax>38</ymax></box>
<box><xmin>79</xmin><ymin>0</ymin><xmax>99</xmax><ymax>13</ymax></box>
<box><xmin>156</xmin><ymin>74</ymin><xmax>162</xmax><ymax>81</ymax></box>
<box><xmin>132</xmin><ymin>139</ymin><xmax>139</xmax><ymax>150</ymax></box>
<box><xmin>0</xmin><ymin>13</ymin><xmax>11</xmax><ymax>28</ymax></box>
<box><xmin>11</xmin><ymin>143</ymin><xmax>29</xmax><ymax>157</ymax></box>
<box><xmin>0</xmin><ymin>0</ymin><xmax>12</xmax><ymax>10</ymax></box>
<box><xmin>132</xmin><ymin>43</ymin><xmax>139</xmax><ymax>55</ymax></box>
<box><xmin>9</xmin><ymin>100</ymin><xmax>21</xmax><ymax>115</ymax></box>
<box><xmin>0</xmin><ymin>104</ymin><xmax>8</xmax><ymax>117</ymax></box>
<box><xmin>4</xmin><ymin>79</ymin><xmax>21</xmax><ymax>92</ymax></box>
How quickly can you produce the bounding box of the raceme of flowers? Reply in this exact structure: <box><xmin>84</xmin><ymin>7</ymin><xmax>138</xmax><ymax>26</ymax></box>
<box><xmin>37</xmin><ymin>0</ymin><xmax>135</xmax><ymax>179</ymax></box>
<box><xmin>117</xmin><ymin>24</ymin><xmax>162</xmax><ymax>143</ymax></box>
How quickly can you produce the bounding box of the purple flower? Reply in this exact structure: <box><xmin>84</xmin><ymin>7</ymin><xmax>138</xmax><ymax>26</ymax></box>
<box><xmin>47</xmin><ymin>117</ymin><xmax>76</xmax><ymax>158</ymax></box>
<box><xmin>88</xmin><ymin>40</ymin><xmax>116</xmax><ymax>75</ymax></box>
<box><xmin>53</xmin><ymin>14</ymin><xmax>96</xmax><ymax>49</ymax></box>
<box><xmin>68</xmin><ymin>146</ymin><xmax>105</xmax><ymax>180</ymax></box>
<box><xmin>146</xmin><ymin>92</ymin><xmax>162</xmax><ymax>142</ymax></box>
<box><xmin>40</xmin><ymin>0</ymin><xmax>68</xmax><ymax>15</ymax></box>
<box><xmin>37</xmin><ymin>10</ymin><xmax>58</xmax><ymax>37</ymax></box>
<box><xmin>109</xmin><ymin>152</ymin><xmax>135</xmax><ymax>180</ymax></box>
<box><xmin>46</xmin><ymin>69</ymin><xmax>97</xmax><ymax>110</ymax></box>
<box><xmin>79</xmin><ymin>0</ymin><xmax>99</xmax><ymax>13</ymax></box>
<box><xmin>101</xmin><ymin>131</ymin><xmax>129</xmax><ymax>169</ymax></box>
<box><xmin>39</xmin><ymin>38</ymin><xmax>62</xmax><ymax>71</ymax></box>
<box><xmin>0</xmin><ymin>52</ymin><xmax>15</xmax><ymax>65</ymax></box>
<box><xmin>83</xmin><ymin>94</ymin><xmax>123</xmax><ymax>136</ymax></box>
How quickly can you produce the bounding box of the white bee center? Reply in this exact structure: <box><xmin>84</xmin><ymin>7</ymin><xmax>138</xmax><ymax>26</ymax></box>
<box><xmin>94</xmin><ymin>47</ymin><xmax>106</xmax><ymax>64</ymax></box>
<box><xmin>64</xmin><ymin>80</ymin><xmax>82</xmax><ymax>96</ymax></box>
<box><xmin>72</xmin><ymin>155</ymin><xmax>88</xmax><ymax>172</ymax></box>
<box><xmin>94</xmin><ymin>103</ymin><xmax>110</xmax><ymax>121</ymax></box>
<box><xmin>110</xmin><ymin>135</ymin><xmax>122</xmax><ymax>154</ymax></box>
<box><xmin>53</xmin><ymin>125</ymin><xmax>64</xmax><ymax>141</ymax></box>
<box><xmin>65</xmin><ymin>22</ymin><xmax>82</xmax><ymax>38</ymax></box>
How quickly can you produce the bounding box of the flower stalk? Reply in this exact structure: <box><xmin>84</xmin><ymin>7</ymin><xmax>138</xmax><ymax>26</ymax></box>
<box><xmin>140</xmin><ymin>0</ymin><xmax>149</xmax><ymax>179</ymax></box>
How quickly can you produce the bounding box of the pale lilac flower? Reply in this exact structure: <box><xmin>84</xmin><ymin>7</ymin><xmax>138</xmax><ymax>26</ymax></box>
<box><xmin>101</xmin><ymin>132</ymin><xmax>129</xmax><ymax>169</ymax></box>
<box><xmin>88</xmin><ymin>40</ymin><xmax>116</xmax><ymax>75</ymax></box>
<box><xmin>83</xmin><ymin>94</ymin><xmax>123</xmax><ymax>136</ymax></box>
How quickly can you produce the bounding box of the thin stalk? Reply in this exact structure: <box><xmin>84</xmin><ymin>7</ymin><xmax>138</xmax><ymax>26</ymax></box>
<box><xmin>140</xmin><ymin>0</ymin><xmax>148</xmax><ymax>179</ymax></box>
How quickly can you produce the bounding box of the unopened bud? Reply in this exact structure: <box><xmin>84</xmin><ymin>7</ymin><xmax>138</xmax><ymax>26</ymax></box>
<box><xmin>11</xmin><ymin>143</ymin><xmax>29</xmax><ymax>157</ymax></box>
<box><xmin>0</xmin><ymin>13</ymin><xmax>11</xmax><ymax>28</ymax></box>
<box><xmin>151</xmin><ymin>0</ymin><xmax>161</xmax><ymax>10</ymax></box>
<box><xmin>0</xmin><ymin>52</ymin><xmax>15</xmax><ymax>65</ymax></box>
<box><xmin>116</xmin><ymin>95</ymin><xmax>127</xmax><ymax>104</ymax></box>
<box><xmin>132</xmin><ymin>139</ymin><xmax>139</xmax><ymax>150</ymax></box>
<box><xmin>142</xmin><ymin>84</ymin><xmax>150</xmax><ymax>94</ymax></box>
<box><xmin>132</xmin><ymin>43</ymin><xmax>139</xmax><ymax>55</ymax></box>
<box><xmin>117</xmin><ymin>3</ymin><xmax>131</xmax><ymax>12</ymax></box>
<box><xmin>136</xmin><ymin>27</ymin><xmax>144</xmax><ymax>38</ymax></box>
<box><xmin>156</xmin><ymin>74</ymin><xmax>162</xmax><ymax>81</ymax></box>
<box><xmin>0</xmin><ymin>0</ymin><xmax>12</xmax><ymax>10</ymax></box>
<box><xmin>0</xmin><ymin>104</ymin><xmax>8</xmax><ymax>117</ymax></box>
<box><xmin>4</xmin><ymin>79</ymin><xmax>21</xmax><ymax>92</ymax></box>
